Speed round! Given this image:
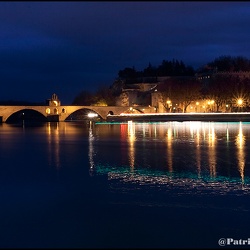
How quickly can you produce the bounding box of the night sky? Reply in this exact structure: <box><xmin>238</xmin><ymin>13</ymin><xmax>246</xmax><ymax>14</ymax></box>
<box><xmin>1</xmin><ymin>2</ymin><xmax>250</xmax><ymax>104</ymax></box>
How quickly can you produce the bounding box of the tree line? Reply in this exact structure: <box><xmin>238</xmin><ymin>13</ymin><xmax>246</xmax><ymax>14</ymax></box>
<box><xmin>72</xmin><ymin>55</ymin><xmax>250</xmax><ymax>109</ymax></box>
<box><xmin>118</xmin><ymin>59</ymin><xmax>195</xmax><ymax>84</ymax></box>
<box><xmin>118</xmin><ymin>55</ymin><xmax>250</xmax><ymax>82</ymax></box>
<box><xmin>157</xmin><ymin>74</ymin><xmax>250</xmax><ymax>113</ymax></box>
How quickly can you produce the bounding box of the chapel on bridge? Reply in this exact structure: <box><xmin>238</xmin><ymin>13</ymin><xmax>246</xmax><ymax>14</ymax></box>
<box><xmin>46</xmin><ymin>93</ymin><xmax>61</xmax><ymax>107</ymax></box>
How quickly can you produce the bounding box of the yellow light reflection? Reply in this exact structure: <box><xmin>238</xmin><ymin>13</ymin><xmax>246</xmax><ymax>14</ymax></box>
<box><xmin>166</xmin><ymin>126</ymin><xmax>173</xmax><ymax>173</ymax></box>
<box><xmin>120</xmin><ymin>123</ymin><xmax>128</xmax><ymax>165</ymax></box>
<box><xmin>208</xmin><ymin>123</ymin><xmax>216</xmax><ymax>177</ymax></box>
<box><xmin>142</xmin><ymin>123</ymin><xmax>146</xmax><ymax>137</ymax></box>
<box><xmin>46</xmin><ymin>122</ymin><xmax>60</xmax><ymax>169</ymax></box>
<box><xmin>154</xmin><ymin>124</ymin><xmax>157</xmax><ymax>137</ymax></box>
<box><xmin>235</xmin><ymin>122</ymin><xmax>245</xmax><ymax>184</ymax></box>
<box><xmin>226</xmin><ymin>126</ymin><xmax>229</xmax><ymax>142</ymax></box>
<box><xmin>189</xmin><ymin>121</ymin><xmax>201</xmax><ymax>139</ymax></box>
<box><xmin>128</xmin><ymin>121</ymin><xmax>135</xmax><ymax>170</ymax></box>
<box><xmin>195</xmin><ymin>124</ymin><xmax>201</xmax><ymax>177</ymax></box>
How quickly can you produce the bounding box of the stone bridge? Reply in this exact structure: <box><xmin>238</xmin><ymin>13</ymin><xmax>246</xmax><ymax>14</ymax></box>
<box><xmin>0</xmin><ymin>105</ymin><xmax>153</xmax><ymax>122</ymax></box>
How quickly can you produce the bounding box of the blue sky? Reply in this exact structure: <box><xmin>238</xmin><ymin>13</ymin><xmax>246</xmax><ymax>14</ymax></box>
<box><xmin>0</xmin><ymin>1</ymin><xmax>250</xmax><ymax>104</ymax></box>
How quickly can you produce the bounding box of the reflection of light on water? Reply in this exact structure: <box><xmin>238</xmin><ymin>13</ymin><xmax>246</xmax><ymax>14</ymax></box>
<box><xmin>128</xmin><ymin>120</ymin><xmax>135</xmax><ymax>136</ymax></box>
<box><xmin>120</xmin><ymin>123</ymin><xmax>128</xmax><ymax>166</ymax></box>
<box><xmin>202</xmin><ymin>123</ymin><xmax>206</xmax><ymax>140</ymax></box>
<box><xmin>154</xmin><ymin>124</ymin><xmax>157</xmax><ymax>137</ymax></box>
<box><xmin>189</xmin><ymin>121</ymin><xmax>201</xmax><ymax>139</ymax></box>
<box><xmin>208</xmin><ymin>123</ymin><xmax>216</xmax><ymax>177</ymax></box>
<box><xmin>128</xmin><ymin>121</ymin><xmax>135</xmax><ymax>169</ymax></box>
<box><xmin>166</xmin><ymin>126</ymin><xmax>173</xmax><ymax>172</ymax></box>
<box><xmin>208</xmin><ymin>123</ymin><xmax>216</xmax><ymax>144</ymax></box>
<box><xmin>103</xmin><ymin>170</ymin><xmax>250</xmax><ymax>196</ymax></box>
<box><xmin>46</xmin><ymin>122</ymin><xmax>60</xmax><ymax>169</ymax></box>
<box><xmin>235</xmin><ymin>122</ymin><xmax>245</xmax><ymax>184</ymax></box>
<box><xmin>195</xmin><ymin>126</ymin><xmax>201</xmax><ymax>177</ymax></box>
<box><xmin>142</xmin><ymin>123</ymin><xmax>146</xmax><ymax>137</ymax></box>
<box><xmin>226</xmin><ymin>126</ymin><xmax>229</xmax><ymax>142</ymax></box>
<box><xmin>94</xmin><ymin>121</ymin><xmax>250</xmax><ymax>187</ymax></box>
<box><xmin>88</xmin><ymin>122</ymin><xmax>95</xmax><ymax>173</ymax></box>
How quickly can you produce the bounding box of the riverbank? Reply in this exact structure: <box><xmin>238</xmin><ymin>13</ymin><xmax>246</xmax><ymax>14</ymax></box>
<box><xmin>106</xmin><ymin>112</ymin><xmax>250</xmax><ymax>122</ymax></box>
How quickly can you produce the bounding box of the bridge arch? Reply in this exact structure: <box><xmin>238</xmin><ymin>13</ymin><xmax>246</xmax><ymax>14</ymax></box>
<box><xmin>64</xmin><ymin>108</ymin><xmax>102</xmax><ymax>121</ymax></box>
<box><xmin>6</xmin><ymin>108</ymin><xmax>47</xmax><ymax>123</ymax></box>
<box><xmin>59</xmin><ymin>106</ymin><xmax>149</xmax><ymax>121</ymax></box>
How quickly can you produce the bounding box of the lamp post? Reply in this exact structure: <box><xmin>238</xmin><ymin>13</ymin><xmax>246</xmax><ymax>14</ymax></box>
<box><xmin>211</xmin><ymin>100</ymin><xmax>215</xmax><ymax>112</ymax></box>
<box><xmin>207</xmin><ymin>101</ymin><xmax>211</xmax><ymax>112</ymax></box>
<box><xmin>207</xmin><ymin>100</ymin><xmax>214</xmax><ymax>112</ymax></box>
<box><xmin>226</xmin><ymin>104</ymin><xmax>229</xmax><ymax>112</ymax></box>
<box><xmin>166</xmin><ymin>100</ymin><xmax>171</xmax><ymax>113</ymax></box>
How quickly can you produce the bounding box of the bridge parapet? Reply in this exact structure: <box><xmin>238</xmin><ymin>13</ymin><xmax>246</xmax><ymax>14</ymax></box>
<box><xmin>0</xmin><ymin>105</ymin><xmax>153</xmax><ymax>122</ymax></box>
<box><xmin>0</xmin><ymin>93</ymin><xmax>154</xmax><ymax>122</ymax></box>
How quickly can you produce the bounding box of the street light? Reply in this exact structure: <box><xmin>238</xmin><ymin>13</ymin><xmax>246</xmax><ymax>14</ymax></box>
<box><xmin>166</xmin><ymin>100</ymin><xmax>171</xmax><ymax>112</ymax></box>
<box><xmin>207</xmin><ymin>100</ymin><xmax>214</xmax><ymax>112</ymax></box>
<box><xmin>207</xmin><ymin>101</ymin><xmax>211</xmax><ymax>112</ymax></box>
<box><xmin>88</xmin><ymin>113</ymin><xmax>98</xmax><ymax>118</ymax></box>
<box><xmin>237</xmin><ymin>98</ymin><xmax>243</xmax><ymax>106</ymax></box>
<box><xmin>211</xmin><ymin>100</ymin><xmax>214</xmax><ymax>112</ymax></box>
<box><xmin>237</xmin><ymin>98</ymin><xmax>244</xmax><ymax>112</ymax></box>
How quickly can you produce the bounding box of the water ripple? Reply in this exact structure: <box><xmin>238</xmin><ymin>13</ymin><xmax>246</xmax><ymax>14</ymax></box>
<box><xmin>95</xmin><ymin>166</ymin><xmax>250</xmax><ymax>196</ymax></box>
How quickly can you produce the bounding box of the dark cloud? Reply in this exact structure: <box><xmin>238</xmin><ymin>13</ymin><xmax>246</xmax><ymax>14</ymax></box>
<box><xmin>0</xmin><ymin>2</ymin><xmax>250</xmax><ymax>103</ymax></box>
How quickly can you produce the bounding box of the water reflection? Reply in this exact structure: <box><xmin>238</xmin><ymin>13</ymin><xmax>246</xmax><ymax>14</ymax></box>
<box><xmin>128</xmin><ymin>121</ymin><xmax>135</xmax><ymax>170</ymax></box>
<box><xmin>194</xmin><ymin>124</ymin><xmax>201</xmax><ymax>177</ymax></box>
<box><xmin>46</xmin><ymin>122</ymin><xmax>60</xmax><ymax>169</ymax></box>
<box><xmin>235</xmin><ymin>122</ymin><xmax>246</xmax><ymax>184</ymax></box>
<box><xmin>88</xmin><ymin>121</ymin><xmax>95</xmax><ymax>175</ymax></box>
<box><xmin>120</xmin><ymin>123</ymin><xmax>128</xmax><ymax>166</ymax></box>
<box><xmin>208</xmin><ymin>123</ymin><xmax>216</xmax><ymax>178</ymax></box>
<box><xmin>45</xmin><ymin>121</ymin><xmax>96</xmax><ymax>171</ymax></box>
<box><xmin>166</xmin><ymin>126</ymin><xmax>173</xmax><ymax>173</ymax></box>
<box><xmin>92</xmin><ymin>121</ymin><xmax>250</xmax><ymax>194</ymax></box>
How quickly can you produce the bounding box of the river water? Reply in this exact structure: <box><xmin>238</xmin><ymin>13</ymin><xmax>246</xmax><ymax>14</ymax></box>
<box><xmin>0</xmin><ymin>121</ymin><xmax>250</xmax><ymax>248</ymax></box>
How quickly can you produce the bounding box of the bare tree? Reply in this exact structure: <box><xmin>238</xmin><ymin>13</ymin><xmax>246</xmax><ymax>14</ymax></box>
<box><xmin>156</xmin><ymin>80</ymin><xmax>176</xmax><ymax>112</ymax></box>
<box><xmin>174</xmin><ymin>78</ymin><xmax>202</xmax><ymax>113</ymax></box>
